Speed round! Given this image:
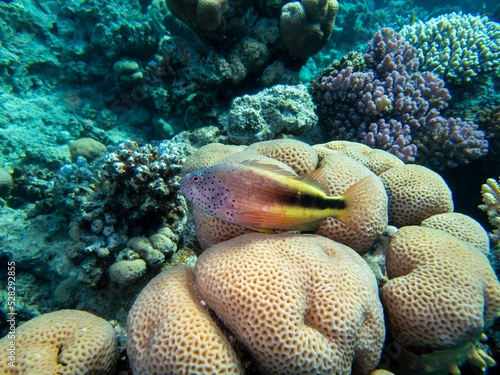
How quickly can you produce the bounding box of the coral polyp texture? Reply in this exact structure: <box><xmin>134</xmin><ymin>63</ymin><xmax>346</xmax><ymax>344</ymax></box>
<box><xmin>194</xmin><ymin>233</ymin><xmax>385</xmax><ymax>374</ymax></box>
<box><xmin>226</xmin><ymin>84</ymin><xmax>318</xmax><ymax>145</ymax></box>
<box><xmin>479</xmin><ymin>177</ymin><xmax>500</xmax><ymax>244</ymax></box>
<box><xmin>127</xmin><ymin>265</ymin><xmax>243</xmax><ymax>374</ymax></box>
<box><xmin>0</xmin><ymin>310</ymin><xmax>117</xmax><ymax>374</ymax></box>
<box><xmin>314</xmin><ymin>154</ymin><xmax>388</xmax><ymax>254</ymax></box>
<box><xmin>280</xmin><ymin>0</ymin><xmax>339</xmax><ymax>58</ymax></box>
<box><xmin>421</xmin><ymin>212</ymin><xmax>490</xmax><ymax>255</ymax></box>
<box><xmin>400</xmin><ymin>12</ymin><xmax>500</xmax><ymax>85</ymax></box>
<box><xmin>378</xmin><ymin>164</ymin><xmax>454</xmax><ymax>227</ymax></box>
<box><xmin>381</xmin><ymin>226</ymin><xmax>500</xmax><ymax>373</ymax></box>
<box><xmin>182</xmin><ymin>140</ymin><xmax>388</xmax><ymax>253</ymax></box>
<box><xmin>309</xmin><ymin>29</ymin><xmax>488</xmax><ymax>170</ymax></box>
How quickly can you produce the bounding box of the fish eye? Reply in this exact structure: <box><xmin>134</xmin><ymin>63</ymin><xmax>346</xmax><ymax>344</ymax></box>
<box><xmin>192</xmin><ymin>175</ymin><xmax>201</xmax><ymax>182</ymax></box>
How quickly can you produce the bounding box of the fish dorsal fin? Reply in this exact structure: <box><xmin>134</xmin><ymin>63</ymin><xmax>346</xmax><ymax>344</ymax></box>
<box><xmin>239</xmin><ymin>160</ymin><xmax>298</xmax><ymax>178</ymax></box>
<box><xmin>300</xmin><ymin>166</ymin><xmax>331</xmax><ymax>194</ymax></box>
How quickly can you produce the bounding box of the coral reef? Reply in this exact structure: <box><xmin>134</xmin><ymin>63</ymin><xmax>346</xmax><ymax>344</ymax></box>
<box><xmin>0</xmin><ymin>310</ymin><xmax>117</xmax><ymax>374</ymax></box>
<box><xmin>127</xmin><ymin>233</ymin><xmax>385</xmax><ymax>374</ymax></box>
<box><xmin>226</xmin><ymin>84</ymin><xmax>317</xmax><ymax>144</ymax></box>
<box><xmin>381</xmin><ymin>226</ymin><xmax>500</xmax><ymax>373</ymax></box>
<box><xmin>421</xmin><ymin>212</ymin><xmax>490</xmax><ymax>255</ymax></box>
<box><xmin>400</xmin><ymin>12</ymin><xmax>500</xmax><ymax>85</ymax></box>
<box><xmin>310</xmin><ymin>29</ymin><xmax>489</xmax><ymax>170</ymax></box>
<box><xmin>378</xmin><ymin>164</ymin><xmax>454</xmax><ymax>227</ymax></box>
<box><xmin>183</xmin><ymin>140</ymin><xmax>388</xmax><ymax>253</ymax></box>
<box><xmin>479</xmin><ymin>177</ymin><xmax>500</xmax><ymax>244</ymax></box>
<box><xmin>127</xmin><ymin>265</ymin><xmax>243</xmax><ymax>374</ymax></box>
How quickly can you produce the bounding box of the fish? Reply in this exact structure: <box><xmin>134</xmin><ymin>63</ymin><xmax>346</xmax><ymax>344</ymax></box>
<box><xmin>180</xmin><ymin>160</ymin><xmax>376</xmax><ymax>233</ymax></box>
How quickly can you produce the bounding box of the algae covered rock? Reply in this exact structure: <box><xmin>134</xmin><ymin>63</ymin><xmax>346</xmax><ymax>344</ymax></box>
<box><xmin>227</xmin><ymin>84</ymin><xmax>317</xmax><ymax>144</ymax></box>
<box><xmin>69</xmin><ymin>138</ymin><xmax>107</xmax><ymax>162</ymax></box>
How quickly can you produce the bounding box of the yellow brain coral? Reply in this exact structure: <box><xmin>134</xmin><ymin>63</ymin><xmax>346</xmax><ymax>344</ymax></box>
<box><xmin>378</xmin><ymin>164</ymin><xmax>454</xmax><ymax>227</ymax></box>
<box><xmin>313</xmin><ymin>140</ymin><xmax>404</xmax><ymax>175</ymax></box>
<box><xmin>315</xmin><ymin>154</ymin><xmax>388</xmax><ymax>253</ymax></box>
<box><xmin>195</xmin><ymin>232</ymin><xmax>385</xmax><ymax>374</ymax></box>
<box><xmin>126</xmin><ymin>265</ymin><xmax>243</xmax><ymax>374</ymax></box>
<box><xmin>0</xmin><ymin>310</ymin><xmax>117</xmax><ymax>374</ymax></box>
<box><xmin>247</xmin><ymin>139</ymin><xmax>319</xmax><ymax>175</ymax></box>
<box><xmin>382</xmin><ymin>226</ymin><xmax>500</xmax><ymax>349</ymax></box>
<box><xmin>421</xmin><ymin>212</ymin><xmax>490</xmax><ymax>255</ymax></box>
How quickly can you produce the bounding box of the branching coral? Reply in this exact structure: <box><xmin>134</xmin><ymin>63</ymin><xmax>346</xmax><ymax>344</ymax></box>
<box><xmin>479</xmin><ymin>177</ymin><xmax>500</xmax><ymax>244</ymax></box>
<box><xmin>310</xmin><ymin>29</ymin><xmax>488</xmax><ymax>170</ymax></box>
<box><xmin>400</xmin><ymin>12</ymin><xmax>500</xmax><ymax>85</ymax></box>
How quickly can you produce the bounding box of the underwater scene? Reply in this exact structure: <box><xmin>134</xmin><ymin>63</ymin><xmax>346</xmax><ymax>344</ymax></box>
<box><xmin>1</xmin><ymin>0</ymin><xmax>500</xmax><ymax>374</ymax></box>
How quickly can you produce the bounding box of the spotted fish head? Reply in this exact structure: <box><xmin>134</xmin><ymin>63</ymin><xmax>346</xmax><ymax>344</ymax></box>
<box><xmin>180</xmin><ymin>167</ymin><xmax>231</xmax><ymax>216</ymax></box>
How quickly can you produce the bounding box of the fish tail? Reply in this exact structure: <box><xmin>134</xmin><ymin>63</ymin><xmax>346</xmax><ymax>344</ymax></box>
<box><xmin>335</xmin><ymin>175</ymin><xmax>377</xmax><ymax>229</ymax></box>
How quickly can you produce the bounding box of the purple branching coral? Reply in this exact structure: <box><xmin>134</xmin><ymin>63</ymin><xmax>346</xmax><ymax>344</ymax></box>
<box><xmin>310</xmin><ymin>29</ymin><xmax>488</xmax><ymax>169</ymax></box>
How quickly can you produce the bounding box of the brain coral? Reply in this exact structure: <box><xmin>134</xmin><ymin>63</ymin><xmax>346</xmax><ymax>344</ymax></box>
<box><xmin>382</xmin><ymin>226</ymin><xmax>500</xmax><ymax>374</ymax></box>
<box><xmin>247</xmin><ymin>138</ymin><xmax>318</xmax><ymax>176</ymax></box>
<box><xmin>381</xmin><ymin>226</ymin><xmax>500</xmax><ymax>349</ymax></box>
<box><xmin>127</xmin><ymin>265</ymin><xmax>243</xmax><ymax>374</ymax></box>
<box><xmin>400</xmin><ymin>12</ymin><xmax>500</xmax><ymax>85</ymax></box>
<box><xmin>313</xmin><ymin>140</ymin><xmax>404</xmax><ymax>175</ymax></box>
<box><xmin>421</xmin><ymin>212</ymin><xmax>490</xmax><ymax>255</ymax></box>
<box><xmin>315</xmin><ymin>154</ymin><xmax>388</xmax><ymax>254</ymax></box>
<box><xmin>0</xmin><ymin>310</ymin><xmax>117</xmax><ymax>374</ymax></box>
<box><xmin>183</xmin><ymin>140</ymin><xmax>387</xmax><ymax>253</ymax></box>
<box><xmin>378</xmin><ymin>164</ymin><xmax>454</xmax><ymax>227</ymax></box>
<box><xmin>195</xmin><ymin>232</ymin><xmax>385</xmax><ymax>374</ymax></box>
<box><xmin>69</xmin><ymin>137</ymin><xmax>107</xmax><ymax>162</ymax></box>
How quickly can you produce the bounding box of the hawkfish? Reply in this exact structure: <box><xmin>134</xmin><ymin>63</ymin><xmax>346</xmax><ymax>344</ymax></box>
<box><xmin>180</xmin><ymin>160</ymin><xmax>376</xmax><ymax>232</ymax></box>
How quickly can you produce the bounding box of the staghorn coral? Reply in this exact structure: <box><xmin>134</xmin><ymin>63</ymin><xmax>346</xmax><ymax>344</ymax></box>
<box><xmin>381</xmin><ymin>226</ymin><xmax>500</xmax><ymax>373</ymax></box>
<box><xmin>226</xmin><ymin>84</ymin><xmax>317</xmax><ymax>145</ymax></box>
<box><xmin>0</xmin><ymin>310</ymin><xmax>117</xmax><ymax>374</ymax></box>
<box><xmin>195</xmin><ymin>233</ymin><xmax>385</xmax><ymax>374</ymax></box>
<box><xmin>310</xmin><ymin>29</ymin><xmax>489</xmax><ymax>170</ymax></box>
<box><xmin>400</xmin><ymin>12</ymin><xmax>500</xmax><ymax>85</ymax></box>
<box><xmin>479</xmin><ymin>177</ymin><xmax>500</xmax><ymax>244</ymax></box>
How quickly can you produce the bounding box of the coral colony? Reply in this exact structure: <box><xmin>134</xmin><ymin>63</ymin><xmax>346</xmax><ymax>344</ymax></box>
<box><xmin>1</xmin><ymin>1</ymin><xmax>500</xmax><ymax>375</ymax></box>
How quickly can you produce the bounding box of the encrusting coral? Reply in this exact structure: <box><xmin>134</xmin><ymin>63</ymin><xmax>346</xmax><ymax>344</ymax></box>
<box><xmin>0</xmin><ymin>310</ymin><xmax>117</xmax><ymax>374</ymax></box>
<box><xmin>380</xmin><ymin>226</ymin><xmax>500</xmax><ymax>373</ymax></box>
<box><xmin>479</xmin><ymin>176</ymin><xmax>500</xmax><ymax>244</ymax></box>
<box><xmin>310</xmin><ymin>29</ymin><xmax>489</xmax><ymax>170</ymax></box>
<box><xmin>226</xmin><ymin>84</ymin><xmax>318</xmax><ymax>145</ymax></box>
<box><xmin>400</xmin><ymin>12</ymin><xmax>500</xmax><ymax>85</ymax></box>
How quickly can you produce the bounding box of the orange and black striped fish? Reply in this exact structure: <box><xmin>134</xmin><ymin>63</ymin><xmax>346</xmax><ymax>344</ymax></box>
<box><xmin>180</xmin><ymin>160</ymin><xmax>375</xmax><ymax>232</ymax></box>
